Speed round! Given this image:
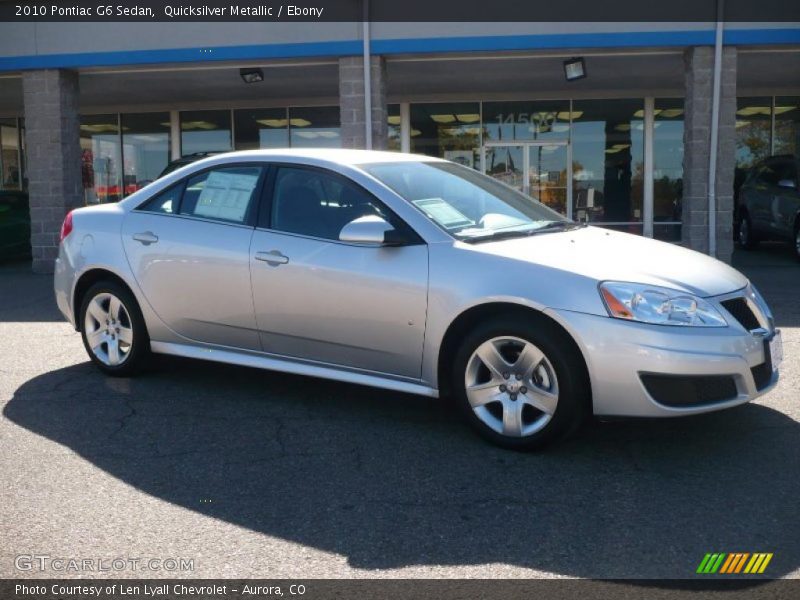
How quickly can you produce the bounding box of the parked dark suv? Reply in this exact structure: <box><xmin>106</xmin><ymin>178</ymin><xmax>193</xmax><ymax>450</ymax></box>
<box><xmin>737</xmin><ymin>155</ymin><xmax>800</xmax><ymax>261</ymax></box>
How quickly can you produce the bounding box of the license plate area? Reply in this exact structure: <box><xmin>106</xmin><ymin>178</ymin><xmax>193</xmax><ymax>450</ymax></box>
<box><xmin>766</xmin><ymin>329</ymin><xmax>783</xmax><ymax>373</ymax></box>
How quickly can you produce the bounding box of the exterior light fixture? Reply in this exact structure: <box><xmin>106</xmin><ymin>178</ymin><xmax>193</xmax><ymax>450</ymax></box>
<box><xmin>240</xmin><ymin>68</ymin><xmax>264</xmax><ymax>84</ymax></box>
<box><xmin>563</xmin><ymin>57</ymin><xmax>586</xmax><ymax>82</ymax></box>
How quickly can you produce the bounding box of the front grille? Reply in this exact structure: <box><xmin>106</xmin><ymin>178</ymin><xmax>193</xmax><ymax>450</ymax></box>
<box><xmin>720</xmin><ymin>297</ymin><xmax>760</xmax><ymax>331</ymax></box>
<box><xmin>641</xmin><ymin>374</ymin><xmax>738</xmax><ymax>407</ymax></box>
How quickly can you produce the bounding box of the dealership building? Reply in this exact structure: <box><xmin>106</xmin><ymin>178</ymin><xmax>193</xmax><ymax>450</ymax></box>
<box><xmin>0</xmin><ymin>21</ymin><xmax>798</xmax><ymax>272</ymax></box>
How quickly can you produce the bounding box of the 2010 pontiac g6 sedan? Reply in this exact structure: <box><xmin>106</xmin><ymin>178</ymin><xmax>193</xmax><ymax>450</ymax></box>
<box><xmin>54</xmin><ymin>149</ymin><xmax>783</xmax><ymax>449</ymax></box>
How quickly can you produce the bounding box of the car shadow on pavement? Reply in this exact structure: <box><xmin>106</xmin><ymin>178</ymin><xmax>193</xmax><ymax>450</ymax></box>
<box><xmin>4</xmin><ymin>356</ymin><xmax>800</xmax><ymax>581</ymax></box>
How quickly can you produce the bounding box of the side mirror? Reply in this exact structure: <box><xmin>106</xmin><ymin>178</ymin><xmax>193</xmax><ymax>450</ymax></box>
<box><xmin>339</xmin><ymin>215</ymin><xmax>399</xmax><ymax>245</ymax></box>
<box><xmin>777</xmin><ymin>179</ymin><xmax>797</xmax><ymax>190</ymax></box>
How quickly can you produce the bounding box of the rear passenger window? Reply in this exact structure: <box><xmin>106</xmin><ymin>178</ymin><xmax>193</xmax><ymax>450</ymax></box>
<box><xmin>137</xmin><ymin>184</ymin><xmax>182</xmax><ymax>214</ymax></box>
<box><xmin>180</xmin><ymin>166</ymin><xmax>262</xmax><ymax>224</ymax></box>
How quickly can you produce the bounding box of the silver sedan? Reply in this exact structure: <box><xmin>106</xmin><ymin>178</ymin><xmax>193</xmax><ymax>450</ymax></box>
<box><xmin>54</xmin><ymin>149</ymin><xmax>782</xmax><ymax>449</ymax></box>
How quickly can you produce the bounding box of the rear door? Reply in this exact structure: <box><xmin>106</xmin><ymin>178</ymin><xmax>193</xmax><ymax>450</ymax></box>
<box><xmin>773</xmin><ymin>159</ymin><xmax>799</xmax><ymax>238</ymax></box>
<box><xmin>248</xmin><ymin>164</ymin><xmax>429</xmax><ymax>378</ymax></box>
<box><xmin>122</xmin><ymin>164</ymin><xmax>265</xmax><ymax>350</ymax></box>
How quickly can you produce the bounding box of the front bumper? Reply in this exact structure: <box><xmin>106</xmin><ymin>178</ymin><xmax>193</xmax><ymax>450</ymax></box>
<box><xmin>546</xmin><ymin>307</ymin><xmax>779</xmax><ymax>417</ymax></box>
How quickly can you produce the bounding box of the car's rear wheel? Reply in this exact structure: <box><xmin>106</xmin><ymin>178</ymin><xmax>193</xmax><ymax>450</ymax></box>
<box><xmin>79</xmin><ymin>281</ymin><xmax>149</xmax><ymax>376</ymax></box>
<box><xmin>738</xmin><ymin>211</ymin><xmax>758</xmax><ymax>250</ymax></box>
<box><xmin>452</xmin><ymin>315</ymin><xmax>589</xmax><ymax>450</ymax></box>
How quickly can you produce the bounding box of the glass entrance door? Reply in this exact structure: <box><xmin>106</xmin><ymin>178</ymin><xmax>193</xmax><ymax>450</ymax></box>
<box><xmin>482</xmin><ymin>142</ymin><xmax>572</xmax><ymax>217</ymax></box>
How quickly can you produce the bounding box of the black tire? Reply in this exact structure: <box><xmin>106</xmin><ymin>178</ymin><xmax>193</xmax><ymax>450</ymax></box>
<box><xmin>737</xmin><ymin>210</ymin><xmax>758</xmax><ymax>250</ymax></box>
<box><xmin>793</xmin><ymin>219</ymin><xmax>800</xmax><ymax>263</ymax></box>
<box><xmin>451</xmin><ymin>314</ymin><xmax>590</xmax><ymax>450</ymax></box>
<box><xmin>78</xmin><ymin>280</ymin><xmax>149</xmax><ymax>376</ymax></box>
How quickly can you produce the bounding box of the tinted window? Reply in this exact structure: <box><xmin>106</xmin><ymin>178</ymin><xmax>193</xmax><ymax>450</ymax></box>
<box><xmin>137</xmin><ymin>184</ymin><xmax>182</xmax><ymax>215</ymax></box>
<box><xmin>270</xmin><ymin>167</ymin><xmax>384</xmax><ymax>240</ymax></box>
<box><xmin>756</xmin><ymin>163</ymin><xmax>780</xmax><ymax>186</ymax></box>
<box><xmin>180</xmin><ymin>166</ymin><xmax>261</xmax><ymax>224</ymax></box>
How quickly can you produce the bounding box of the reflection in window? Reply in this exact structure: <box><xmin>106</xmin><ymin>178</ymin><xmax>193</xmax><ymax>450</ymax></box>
<box><xmin>234</xmin><ymin>108</ymin><xmax>289</xmax><ymax>150</ymax></box>
<box><xmin>483</xmin><ymin>100</ymin><xmax>571</xmax><ymax>142</ymax></box>
<box><xmin>387</xmin><ymin>104</ymin><xmax>401</xmax><ymax>151</ymax></box>
<box><xmin>571</xmin><ymin>99</ymin><xmax>644</xmax><ymax>233</ymax></box>
<box><xmin>0</xmin><ymin>118</ymin><xmax>21</xmax><ymax>190</ymax></box>
<box><xmin>774</xmin><ymin>97</ymin><xmax>800</xmax><ymax>157</ymax></box>
<box><xmin>81</xmin><ymin>114</ymin><xmax>122</xmax><ymax>204</ymax></box>
<box><xmin>180</xmin><ymin>110</ymin><xmax>232</xmax><ymax>155</ymax></box>
<box><xmin>410</xmin><ymin>103</ymin><xmax>481</xmax><ymax>168</ymax></box>
<box><xmin>652</xmin><ymin>99</ymin><xmax>684</xmax><ymax>242</ymax></box>
<box><xmin>121</xmin><ymin>113</ymin><xmax>170</xmax><ymax>196</ymax></box>
<box><xmin>734</xmin><ymin>97</ymin><xmax>772</xmax><ymax>201</ymax></box>
<box><xmin>289</xmin><ymin>106</ymin><xmax>341</xmax><ymax>148</ymax></box>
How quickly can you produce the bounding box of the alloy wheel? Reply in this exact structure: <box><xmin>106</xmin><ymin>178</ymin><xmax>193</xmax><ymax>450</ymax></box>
<box><xmin>739</xmin><ymin>218</ymin><xmax>749</xmax><ymax>246</ymax></box>
<box><xmin>83</xmin><ymin>292</ymin><xmax>134</xmax><ymax>366</ymax></box>
<box><xmin>464</xmin><ymin>336</ymin><xmax>559</xmax><ymax>437</ymax></box>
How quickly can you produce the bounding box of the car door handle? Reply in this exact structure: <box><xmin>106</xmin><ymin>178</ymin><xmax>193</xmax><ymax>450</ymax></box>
<box><xmin>132</xmin><ymin>231</ymin><xmax>159</xmax><ymax>245</ymax></box>
<box><xmin>255</xmin><ymin>250</ymin><xmax>289</xmax><ymax>266</ymax></box>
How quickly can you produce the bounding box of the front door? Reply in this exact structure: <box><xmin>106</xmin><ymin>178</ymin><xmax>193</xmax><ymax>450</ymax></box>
<box><xmin>483</xmin><ymin>142</ymin><xmax>571</xmax><ymax>217</ymax></box>
<box><xmin>249</xmin><ymin>165</ymin><xmax>429</xmax><ymax>378</ymax></box>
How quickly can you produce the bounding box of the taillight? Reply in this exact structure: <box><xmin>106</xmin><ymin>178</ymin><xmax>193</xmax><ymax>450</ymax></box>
<box><xmin>59</xmin><ymin>210</ymin><xmax>74</xmax><ymax>242</ymax></box>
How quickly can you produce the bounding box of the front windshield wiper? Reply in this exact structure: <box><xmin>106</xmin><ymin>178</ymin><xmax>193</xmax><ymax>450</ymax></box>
<box><xmin>461</xmin><ymin>221</ymin><xmax>584</xmax><ymax>243</ymax></box>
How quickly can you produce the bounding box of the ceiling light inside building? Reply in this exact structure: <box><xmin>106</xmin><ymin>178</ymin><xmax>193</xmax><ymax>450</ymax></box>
<box><xmin>289</xmin><ymin>118</ymin><xmax>312</xmax><ymax>127</ymax></box>
<box><xmin>430</xmin><ymin>114</ymin><xmax>456</xmax><ymax>124</ymax></box>
<box><xmin>736</xmin><ymin>106</ymin><xmax>770</xmax><ymax>116</ymax></box>
<box><xmin>388</xmin><ymin>116</ymin><xmax>401</xmax><ymax>125</ymax></box>
<box><xmin>240</xmin><ymin>68</ymin><xmax>264</xmax><ymax>84</ymax></box>
<box><xmin>563</xmin><ymin>57</ymin><xmax>586</xmax><ymax>81</ymax></box>
<box><xmin>256</xmin><ymin>119</ymin><xmax>289</xmax><ymax>128</ymax></box>
<box><xmin>557</xmin><ymin>111</ymin><xmax>584</xmax><ymax>120</ymax></box>
<box><xmin>181</xmin><ymin>121</ymin><xmax>217</xmax><ymax>130</ymax></box>
<box><xmin>456</xmin><ymin>114</ymin><xmax>481</xmax><ymax>123</ymax></box>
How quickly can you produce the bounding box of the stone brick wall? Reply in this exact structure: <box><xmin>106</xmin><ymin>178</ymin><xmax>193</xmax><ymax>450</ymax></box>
<box><xmin>339</xmin><ymin>56</ymin><xmax>388</xmax><ymax>150</ymax></box>
<box><xmin>22</xmin><ymin>69</ymin><xmax>82</xmax><ymax>274</ymax></box>
<box><xmin>682</xmin><ymin>46</ymin><xmax>737</xmax><ymax>264</ymax></box>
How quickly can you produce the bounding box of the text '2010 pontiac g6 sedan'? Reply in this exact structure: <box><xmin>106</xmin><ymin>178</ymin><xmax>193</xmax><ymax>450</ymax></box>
<box><xmin>54</xmin><ymin>149</ymin><xmax>782</xmax><ymax>449</ymax></box>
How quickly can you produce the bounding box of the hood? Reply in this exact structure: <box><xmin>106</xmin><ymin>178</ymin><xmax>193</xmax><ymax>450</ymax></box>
<box><xmin>469</xmin><ymin>226</ymin><xmax>748</xmax><ymax>297</ymax></box>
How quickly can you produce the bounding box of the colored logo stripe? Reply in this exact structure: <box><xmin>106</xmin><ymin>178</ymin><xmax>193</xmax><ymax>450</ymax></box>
<box><xmin>697</xmin><ymin>553</ymin><xmax>773</xmax><ymax>574</ymax></box>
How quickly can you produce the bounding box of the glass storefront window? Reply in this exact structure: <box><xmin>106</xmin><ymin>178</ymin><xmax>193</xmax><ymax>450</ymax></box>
<box><xmin>289</xmin><ymin>106</ymin><xmax>341</xmax><ymax>148</ymax></box>
<box><xmin>234</xmin><ymin>108</ymin><xmax>289</xmax><ymax>150</ymax></box>
<box><xmin>734</xmin><ymin>97</ymin><xmax>772</xmax><ymax>198</ymax></box>
<box><xmin>81</xmin><ymin>114</ymin><xmax>122</xmax><ymax>204</ymax></box>
<box><xmin>774</xmin><ymin>96</ymin><xmax>800</xmax><ymax>156</ymax></box>
<box><xmin>653</xmin><ymin>99</ymin><xmax>684</xmax><ymax>242</ymax></box>
<box><xmin>571</xmin><ymin>99</ymin><xmax>644</xmax><ymax>233</ymax></box>
<box><xmin>387</xmin><ymin>104</ymin><xmax>401</xmax><ymax>151</ymax></box>
<box><xmin>121</xmin><ymin>112</ymin><xmax>170</xmax><ymax>196</ymax></box>
<box><xmin>0</xmin><ymin>118</ymin><xmax>21</xmax><ymax>190</ymax></box>
<box><xmin>180</xmin><ymin>110</ymin><xmax>232</xmax><ymax>155</ymax></box>
<box><xmin>410</xmin><ymin>102</ymin><xmax>481</xmax><ymax>168</ymax></box>
<box><xmin>483</xmin><ymin>100</ymin><xmax>570</xmax><ymax>142</ymax></box>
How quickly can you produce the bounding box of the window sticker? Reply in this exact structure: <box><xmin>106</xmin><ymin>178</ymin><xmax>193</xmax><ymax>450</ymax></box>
<box><xmin>194</xmin><ymin>170</ymin><xmax>258</xmax><ymax>222</ymax></box>
<box><xmin>411</xmin><ymin>197</ymin><xmax>474</xmax><ymax>229</ymax></box>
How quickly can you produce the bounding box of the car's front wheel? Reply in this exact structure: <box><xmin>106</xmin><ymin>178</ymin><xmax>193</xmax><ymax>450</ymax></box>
<box><xmin>79</xmin><ymin>281</ymin><xmax>149</xmax><ymax>376</ymax></box>
<box><xmin>452</xmin><ymin>315</ymin><xmax>590</xmax><ymax>450</ymax></box>
<box><xmin>738</xmin><ymin>210</ymin><xmax>758</xmax><ymax>250</ymax></box>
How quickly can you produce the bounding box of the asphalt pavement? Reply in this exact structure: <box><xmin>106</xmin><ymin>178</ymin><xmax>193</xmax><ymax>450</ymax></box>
<box><xmin>1</xmin><ymin>244</ymin><xmax>798</xmax><ymax>580</ymax></box>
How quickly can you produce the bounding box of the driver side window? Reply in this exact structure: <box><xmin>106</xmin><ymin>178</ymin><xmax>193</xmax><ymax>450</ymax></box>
<box><xmin>268</xmin><ymin>167</ymin><xmax>384</xmax><ymax>240</ymax></box>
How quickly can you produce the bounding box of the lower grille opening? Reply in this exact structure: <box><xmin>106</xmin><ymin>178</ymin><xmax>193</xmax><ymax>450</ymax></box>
<box><xmin>751</xmin><ymin>362</ymin><xmax>772</xmax><ymax>391</ymax></box>
<box><xmin>641</xmin><ymin>374</ymin><xmax>738</xmax><ymax>408</ymax></box>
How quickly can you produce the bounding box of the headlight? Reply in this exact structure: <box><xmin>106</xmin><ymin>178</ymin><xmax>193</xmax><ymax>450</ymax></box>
<box><xmin>599</xmin><ymin>282</ymin><xmax>727</xmax><ymax>327</ymax></box>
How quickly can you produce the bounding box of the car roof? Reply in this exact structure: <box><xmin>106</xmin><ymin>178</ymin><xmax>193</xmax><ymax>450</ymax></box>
<box><xmin>193</xmin><ymin>148</ymin><xmax>446</xmax><ymax>166</ymax></box>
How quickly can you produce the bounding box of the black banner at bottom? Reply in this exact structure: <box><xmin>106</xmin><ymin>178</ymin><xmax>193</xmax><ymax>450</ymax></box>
<box><xmin>2</xmin><ymin>579</ymin><xmax>799</xmax><ymax>600</ymax></box>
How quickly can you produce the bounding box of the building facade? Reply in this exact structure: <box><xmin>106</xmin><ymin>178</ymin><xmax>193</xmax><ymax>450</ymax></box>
<box><xmin>0</xmin><ymin>22</ymin><xmax>798</xmax><ymax>272</ymax></box>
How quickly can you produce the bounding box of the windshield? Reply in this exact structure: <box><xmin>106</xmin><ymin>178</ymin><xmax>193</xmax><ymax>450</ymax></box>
<box><xmin>360</xmin><ymin>161</ymin><xmax>573</xmax><ymax>242</ymax></box>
